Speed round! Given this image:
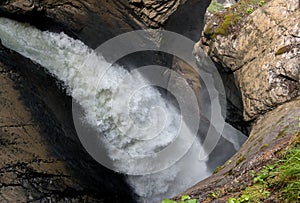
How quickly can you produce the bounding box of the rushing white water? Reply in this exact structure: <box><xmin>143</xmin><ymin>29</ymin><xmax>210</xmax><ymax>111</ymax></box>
<box><xmin>0</xmin><ymin>17</ymin><xmax>246</xmax><ymax>202</ymax></box>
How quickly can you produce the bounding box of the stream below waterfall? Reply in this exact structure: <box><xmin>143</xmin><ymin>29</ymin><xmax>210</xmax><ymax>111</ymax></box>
<box><xmin>0</xmin><ymin>17</ymin><xmax>247</xmax><ymax>203</ymax></box>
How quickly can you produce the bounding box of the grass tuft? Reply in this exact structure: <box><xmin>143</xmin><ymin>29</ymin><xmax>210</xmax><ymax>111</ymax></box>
<box><xmin>273</xmin><ymin>142</ymin><xmax>300</xmax><ymax>202</ymax></box>
<box><xmin>227</xmin><ymin>132</ymin><xmax>300</xmax><ymax>203</ymax></box>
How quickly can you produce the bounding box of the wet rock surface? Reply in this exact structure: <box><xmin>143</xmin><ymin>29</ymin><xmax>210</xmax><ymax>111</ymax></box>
<box><xmin>0</xmin><ymin>0</ymin><xmax>211</xmax><ymax>47</ymax></box>
<box><xmin>0</xmin><ymin>0</ymin><xmax>143</xmax><ymax>48</ymax></box>
<box><xmin>0</xmin><ymin>1</ymin><xmax>213</xmax><ymax>202</ymax></box>
<box><xmin>174</xmin><ymin>97</ymin><xmax>300</xmax><ymax>202</ymax></box>
<box><xmin>0</xmin><ymin>43</ymin><xmax>134</xmax><ymax>202</ymax></box>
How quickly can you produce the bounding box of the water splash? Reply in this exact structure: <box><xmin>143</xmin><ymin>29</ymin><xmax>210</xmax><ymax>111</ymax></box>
<box><xmin>0</xmin><ymin>17</ymin><xmax>246</xmax><ymax>202</ymax></box>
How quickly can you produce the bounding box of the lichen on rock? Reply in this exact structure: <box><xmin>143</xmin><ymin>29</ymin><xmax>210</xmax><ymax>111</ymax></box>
<box><xmin>200</xmin><ymin>0</ymin><xmax>300</xmax><ymax>121</ymax></box>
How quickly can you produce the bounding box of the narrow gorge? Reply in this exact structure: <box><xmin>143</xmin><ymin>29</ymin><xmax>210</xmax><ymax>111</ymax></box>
<box><xmin>0</xmin><ymin>0</ymin><xmax>299</xmax><ymax>203</ymax></box>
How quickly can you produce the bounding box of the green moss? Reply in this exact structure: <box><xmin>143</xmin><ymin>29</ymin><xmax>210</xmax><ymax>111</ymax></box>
<box><xmin>207</xmin><ymin>0</ymin><xmax>224</xmax><ymax>13</ymax></box>
<box><xmin>208</xmin><ymin>0</ymin><xmax>270</xmax><ymax>38</ymax></box>
<box><xmin>259</xmin><ymin>0</ymin><xmax>265</xmax><ymax>6</ymax></box>
<box><xmin>275</xmin><ymin>45</ymin><xmax>293</xmax><ymax>56</ymax></box>
<box><xmin>270</xmin><ymin>139</ymin><xmax>300</xmax><ymax>202</ymax></box>
<box><xmin>204</xmin><ymin>22</ymin><xmax>215</xmax><ymax>39</ymax></box>
<box><xmin>242</xmin><ymin>184</ymin><xmax>269</xmax><ymax>202</ymax></box>
<box><xmin>227</xmin><ymin>132</ymin><xmax>300</xmax><ymax>203</ymax></box>
<box><xmin>260</xmin><ymin>144</ymin><xmax>269</xmax><ymax>150</ymax></box>
<box><xmin>276</xmin><ymin>125</ymin><xmax>289</xmax><ymax>139</ymax></box>
<box><xmin>235</xmin><ymin>155</ymin><xmax>246</xmax><ymax>166</ymax></box>
<box><xmin>214</xmin><ymin>13</ymin><xmax>239</xmax><ymax>36</ymax></box>
<box><xmin>246</xmin><ymin>8</ymin><xmax>254</xmax><ymax>14</ymax></box>
<box><xmin>161</xmin><ymin>195</ymin><xmax>198</xmax><ymax>203</ymax></box>
<box><xmin>210</xmin><ymin>190</ymin><xmax>222</xmax><ymax>199</ymax></box>
<box><xmin>213</xmin><ymin>165</ymin><xmax>225</xmax><ymax>174</ymax></box>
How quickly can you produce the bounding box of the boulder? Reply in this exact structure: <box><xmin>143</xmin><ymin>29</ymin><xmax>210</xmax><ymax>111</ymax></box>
<box><xmin>199</xmin><ymin>0</ymin><xmax>300</xmax><ymax>120</ymax></box>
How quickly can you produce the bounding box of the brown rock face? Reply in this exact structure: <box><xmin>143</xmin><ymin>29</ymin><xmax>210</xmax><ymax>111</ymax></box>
<box><xmin>128</xmin><ymin>0</ymin><xmax>211</xmax><ymax>39</ymax></box>
<box><xmin>0</xmin><ymin>43</ymin><xmax>134</xmax><ymax>202</ymax></box>
<box><xmin>129</xmin><ymin>0</ymin><xmax>181</xmax><ymax>28</ymax></box>
<box><xmin>200</xmin><ymin>0</ymin><xmax>300</xmax><ymax>121</ymax></box>
<box><xmin>0</xmin><ymin>0</ymin><xmax>143</xmax><ymax>47</ymax></box>
<box><xmin>174</xmin><ymin>97</ymin><xmax>300</xmax><ymax>202</ymax></box>
<box><xmin>0</xmin><ymin>0</ymin><xmax>211</xmax><ymax>47</ymax></box>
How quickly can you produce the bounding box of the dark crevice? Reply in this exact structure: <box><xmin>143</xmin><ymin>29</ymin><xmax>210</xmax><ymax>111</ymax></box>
<box><xmin>277</xmin><ymin>74</ymin><xmax>298</xmax><ymax>83</ymax></box>
<box><xmin>0</xmin><ymin>123</ymin><xmax>35</xmax><ymax>128</ymax></box>
<box><xmin>214</xmin><ymin>62</ymin><xmax>252</xmax><ymax>135</ymax></box>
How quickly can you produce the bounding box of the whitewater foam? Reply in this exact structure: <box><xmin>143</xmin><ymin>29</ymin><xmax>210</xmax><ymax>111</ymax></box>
<box><xmin>0</xmin><ymin>17</ymin><xmax>246</xmax><ymax>202</ymax></box>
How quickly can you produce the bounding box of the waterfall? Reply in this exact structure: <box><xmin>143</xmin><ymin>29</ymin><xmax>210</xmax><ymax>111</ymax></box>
<box><xmin>0</xmin><ymin>17</ymin><xmax>247</xmax><ymax>202</ymax></box>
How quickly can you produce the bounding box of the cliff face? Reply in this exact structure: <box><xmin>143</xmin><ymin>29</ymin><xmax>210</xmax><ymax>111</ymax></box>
<box><xmin>129</xmin><ymin>0</ymin><xmax>182</xmax><ymax>28</ymax></box>
<box><xmin>175</xmin><ymin>0</ymin><xmax>300</xmax><ymax>201</ymax></box>
<box><xmin>0</xmin><ymin>43</ymin><xmax>135</xmax><ymax>202</ymax></box>
<box><xmin>200</xmin><ymin>0</ymin><xmax>300</xmax><ymax>121</ymax></box>
<box><xmin>0</xmin><ymin>0</ymin><xmax>210</xmax><ymax>46</ymax></box>
<box><xmin>0</xmin><ymin>0</ymin><xmax>143</xmax><ymax>48</ymax></box>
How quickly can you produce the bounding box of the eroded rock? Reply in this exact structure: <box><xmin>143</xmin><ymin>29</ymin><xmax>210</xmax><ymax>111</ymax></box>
<box><xmin>0</xmin><ymin>0</ymin><xmax>144</xmax><ymax>47</ymax></box>
<box><xmin>174</xmin><ymin>96</ymin><xmax>300</xmax><ymax>202</ymax></box>
<box><xmin>129</xmin><ymin>0</ymin><xmax>180</xmax><ymax>28</ymax></box>
<box><xmin>199</xmin><ymin>0</ymin><xmax>300</xmax><ymax>120</ymax></box>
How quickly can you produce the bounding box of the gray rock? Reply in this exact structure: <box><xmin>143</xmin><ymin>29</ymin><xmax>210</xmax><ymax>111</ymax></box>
<box><xmin>199</xmin><ymin>0</ymin><xmax>300</xmax><ymax>120</ymax></box>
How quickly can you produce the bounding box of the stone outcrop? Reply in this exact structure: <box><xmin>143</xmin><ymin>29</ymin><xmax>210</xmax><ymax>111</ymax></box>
<box><xmin>0</xmin><ymin>0</ymin><xmax>211</xmax><ymax>47</ymax></box>
<box><xmin>174</xmin><ymin>96</ymin><xmax>300</xmax><ymax>202</ymax></box>
<box><xmin>129</xmin><ymin>0</ymin><xmax>212</xmax><ymax>41</ymax></box>
<box><xmin>0</xmin><ymin>0</ymin><xmax>144</xmax><ymax>48</ymax></box>
<box><xmin>200</xmin><ymin>0</ymin><xmax>300</xmax><ymax>121</ymax></box>
<box><xmin>129</xmin><ymin>0</ymin><xmax>182</xmax><ymax>28</ymax></box>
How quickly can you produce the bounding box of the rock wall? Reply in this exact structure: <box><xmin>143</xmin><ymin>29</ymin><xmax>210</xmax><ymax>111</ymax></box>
<box><xmin>0</xmin><ymin>43</ymin><xmax>134</xmax><ymax>202</ymax></box>
<box><xmin>200</xmin><ymin>0</ymin><xmax>300</xmax><ymax>121</ymax></box>
<box><xmin>0</xmin><ymin>0</ymin><xmax>211</xmax><ymax>46</ymax></box>
<box><xmin>175</xmin><ymin>0</ymin><xmax>300</xmax><ymax>201</ymax></box>
<box><xmin>174</xmin><ymin>96</ymin><xmax>300</xmax><ymax>202</ymax></box>
<box><xmin>128</xmin><ymin>0</ymin><xmax>212</xmax><ymax>41</ymax></box>
<box><xmin>129</xmin><ymin>0</ymin><xmax>182</xmax><ymax>28</ymax></box>
<box><xmin>0</xmin><ymin>0</ymin><xmax>143</xmax><ymax>47</ymax></box>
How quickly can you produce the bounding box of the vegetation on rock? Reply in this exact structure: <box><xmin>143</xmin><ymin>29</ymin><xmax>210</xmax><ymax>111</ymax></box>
<box><xmin>207</xmin><ymin>0</ymin><xmax>224</xmax><ymax>13</ymax></box>
<box><xmin>161</xmin><ymin>195</ymin><xmax>198</xmax><ymax>203</ymax></box>
<box><xmin>227</xmin><ymin>132</ymin><xmax>300</xmax><ymax>203</ymax></box>
<box><xmin>204</xmin><ymin>0</ymin><xmax>268</xmax><ymax>38</ymax></box>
